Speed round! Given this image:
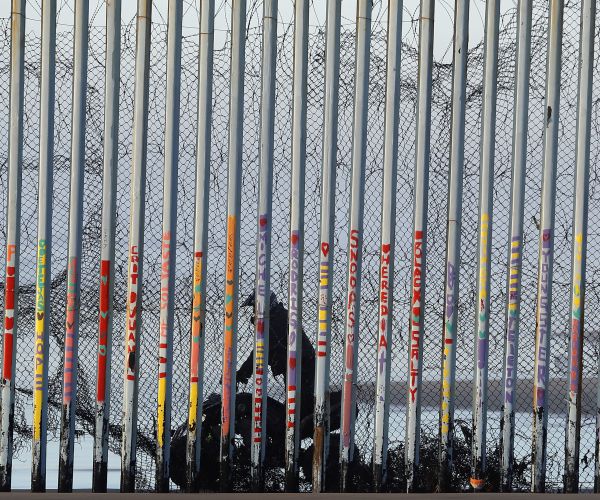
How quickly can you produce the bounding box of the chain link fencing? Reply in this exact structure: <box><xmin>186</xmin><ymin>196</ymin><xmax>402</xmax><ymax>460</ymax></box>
<box><xmin>0</xmin><ymin>0</ymin><xmax>598</xmax><ymax>491</ymax></box>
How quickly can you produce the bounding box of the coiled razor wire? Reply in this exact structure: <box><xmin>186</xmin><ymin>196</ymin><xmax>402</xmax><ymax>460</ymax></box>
<box><xmin>0</xmin><ymin>0</ymin><xmax>598</xmax><ymax>491</ymax></box>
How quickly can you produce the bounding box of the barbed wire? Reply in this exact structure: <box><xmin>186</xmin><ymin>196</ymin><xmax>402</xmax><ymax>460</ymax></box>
<box><xmin>0</xmin><ymin>0</ymin><xmax>598</xmax><ymax>491</ymax></box>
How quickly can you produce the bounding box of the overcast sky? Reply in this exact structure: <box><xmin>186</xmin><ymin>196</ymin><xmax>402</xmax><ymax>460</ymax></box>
<box><xmin>0</xmin><ymin>0</ymin><xmax>518</xmax><ymax>63</ymax></box>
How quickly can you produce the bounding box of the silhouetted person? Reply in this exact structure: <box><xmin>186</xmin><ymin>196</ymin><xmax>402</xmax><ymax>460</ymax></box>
<box><xmin>237</xmin><ymin>291</ymin><xmax>316</xmax><ymax>422</ymax></box>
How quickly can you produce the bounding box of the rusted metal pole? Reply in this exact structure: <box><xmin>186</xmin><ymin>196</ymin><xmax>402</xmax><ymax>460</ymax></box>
<box><xmin>499</xmin><ymin>0</ymin><xmax>532</xmax><ymax>491</ymax></box>
<box><xmin>0</xmin><ymin>0</ymin><xmax>25</xmax><ymax>491</ymax></box>
<box><xmin>531</xmin><ymin>0</ymin><xmax>563</xmax><ymax>492</ymax></box>
<box><xmin>93</xmin><ymin>0</ymin><xmax>121</xmax><ymax>492</ymax></box>
<box><xmin>564</xmin><ymin>0</ymin><xmax>595</xmax><ymax>492</ymax></box>
<box><xmin>220</xmin><ymin>0</ymin><xmax>246</xmax><ymax>491</ymax></box>
<box><xmin>312</xmin><ymin>0</ymin><xmax>341</xmax><ymax>492</ymax></box>
<box><xmin>372</xmin><ymin>0</ymin><xmax>402</xmax><ymax>492</ymax></box>
<box><xmin>185</xmin><ymin>0</ymin><xmax>214</xmax><ymax>492</ymax></box>
<box><xmin>31</xmin><ymin>0</ymin><xmax>57</xmax><ymax>492</ymax></box>
<box><xmin>155</xmin><ymin>0</ymin><xmax>183</xmax><ymax>492</ymax></box>
<box><xmin>405</xmin><ymin>0</ymin><xmax>434</xmax><ymax>491</ymax></box>
<box><xmin>121</xmin><ymin>0</ymin><xmax>152</xmax><ymax>492</ymax></box>
<box><xmin>471</xmin><ymin>0</ymin><xmax>500</xmax><ymax>491</ymax></box>
<box><xmin>58</xmin><ymin>0</ymin><xmax>89</xmax><ymax>491</ymax></box>
<box><xmin>285</xmin><ymin>0</ymin><xmax>308</xmax><ymax>492</ymax></box>
<box><xmin>438</xmin><ymin>0</ymin><xmax>469</xmax><ymax>491</ymax></box>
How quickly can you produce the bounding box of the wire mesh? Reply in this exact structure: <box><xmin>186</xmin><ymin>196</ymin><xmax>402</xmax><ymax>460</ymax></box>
<box><xmin>0</xmin><ymin>0</ymin><xmax>598</xmax><ymax>491</ymax></box>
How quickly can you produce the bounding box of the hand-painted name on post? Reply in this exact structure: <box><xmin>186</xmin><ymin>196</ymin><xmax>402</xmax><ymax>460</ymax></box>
<box><xmin>409</xmin><ymin>231</ymin><xmax>423</xmax><ymax>403</ymax></box>
<box><xmin>97</xmin><ymin>259</ymin><xmax>110</xmax><ymax>402</ymax></box>
<box><xmin>535</xmin><ymin>229</ymin><xmax>551</xmax><ymax>408</ymax></box>
<box><xmin>253</xmin><ymin>215</ymin><xmax>268</xmax><ymax>443</ymax></box>
<box><xmin>342</xmin><ymin>229</ymin><xmax>360</xmax><ymax>450</ymax></box>
<box><xmin>378</xmin><ymin>243</ymin><xmax>391</xmax><ymax>375</ymax></box>
<box><xmin>222</xmin><ymin>216</ymin><xmax>236</xmax><ymax>437</ymax></box>
<box><xmin>33</xmin><ymin>240</ymin><xmax>47</xmax><ymax>440</ymax></box>
<box><xmin>63</xmin><ymin>257</ymin><xmax>78</xmax><ymax>404</ymax></box>
<box><xmin>126</xmin><ymin>245</ymin><xmax>140</xmax><ymax>382</ymax></box>
<box><xmin>3</xmin><ymin>244</ymin><xmax>16</xmax><ymax>382</ymax></box>
<box><xmin>158</xmin><ymin>232</ymin><xmax>171</xmax><ymax>447</ymax></box>
<box><xmin>504</xmin><ymin>236</ymin><xmax>521</xmax><ymax>405</ymax></box>
<box><xmin>287</xmin><ymin>230</ymin><xmax>300</xmax><ymax>430</ymax></box>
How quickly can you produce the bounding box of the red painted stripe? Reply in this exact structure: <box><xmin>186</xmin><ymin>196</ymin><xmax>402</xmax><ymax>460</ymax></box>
<box><xmin>2</xmin><ymin>334</ymin><xmax>13</xmax><ymax>380</ymax></box>
<box><xmin>318</xmin><ymin>352</ymin><xmax>327</xmax><ymax>357</ymax></box>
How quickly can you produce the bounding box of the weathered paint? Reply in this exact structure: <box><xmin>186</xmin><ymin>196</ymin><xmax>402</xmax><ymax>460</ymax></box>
<box><xmin>63</xmin><ymin>257</ymin><xmax>78</xmax><ymax>405</ymax></box>
<box><xmin>532</xmin><ymin>229</ymin><xmax>553</xmax><ymax>491</ymax></box>
<box><xmin>405</xmin><ymin>230</ymin><xmax>424</xmax><ymax>489</ymax></box>
<box><xmin>221</xmin><ymin>214</ymin><xmax>237</xmax><ymax>489</ymax></box>
<box><xmin>185</xmin><ymin>0</ymin><xmax>213</xmax><ymax>489</ymax></box>
<box><xmin>341</xmin><ymin>229</ymin><xmax>361</xmax><ymax>472</ymax></box>
<box><xmin>33</xmin><ymin>241</ymin><xmax>48</xmax><ymax>417</ymax></box>
<box><xmin>31</xmin><ymin>0</ymin><xmax>57</xmax><ymax>490</ymax></box>
<box><xmin>312</xmin><ymin>0</ymin><xmax>341</xmax><ymax>491</ymax></box>
<box><xmin>566</xmin><ymin>233</ymin><xmax>583</xmax><ymax>491</ymax></box>
<box><xmin>251</xmin><ymin>214</ymin><xmax>270</xmax><ymax>490</ymax></box>
<box><xmin>0</xmin><ymin>0</ymin><xmax>26</xmax><ymax>490</ymax></box>
<box><xmin>157</xmin><ymin>232</ymin><xmax>171</xmax><ymax>449</ymax></box>
<box><xmin>93</xmin><ymin>0</ymin><xmax>120</xmax><ymax>491</ymax></box>
<box><xmin>285</xmin><ymin>230</ymin><xmax>301</xmax><ymax>489</ymax></box>
<box><xmin>97</xmin><ymin>260</ymin><xmax>111</xmax><ymax>403</ymax></box>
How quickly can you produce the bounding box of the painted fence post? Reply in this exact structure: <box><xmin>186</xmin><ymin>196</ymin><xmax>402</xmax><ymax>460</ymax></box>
<box><xmin>285</xmin><ymin>0</ymin><xmax>308</xmax><ymax>492</ymax></box>
<box><xmin>0</xmin><ymin>0</ymin><xmax>25</xmax><ymax>491</ymax></box>
<box><xmin>372</xmin><ymin>0</ymin><xmax>402</xmax><ymax>492</ymax></box>
<box><xmin>186</xmin><ymin>0</ymin><xmax>214</xmax><ymax>491</ymax></box>
<box><xmin>531</xmin><ymin>0</ymin><xmax>563</xmax><ymax>492</ymax></box>
<box><xmin>565</xmin><ymin>0</ymin><xmax>595</xmax><ymax>492</ymax></box>
<box><xmin>220</xmin><ymin>0</ymin><xmax>246</xmax><ymax>491</ymax></box>
<box><xmin>31</xmin><ymin>0</ymin><xmax>57</xmax><ymax>492</ymax></box>
<box><xmin>93</xmin><ymin>0</ymin><xmax>121</xmax><ymax>492</ymax></box>
<box><xmin>312</xmin><ymin>0</ymin><xmax>341</xmax><ymax>492</ymax></box>
<box><xmin>121</xmin><ymin>0</ymin><xmax>152</xmax><ymax>492</ymax></box>
<box><xmin>405</xmin><ymin>0</ymin><xmax>434</xmax><ymax>491</ymax></box>
<box><xmin>340</xmin><ymin>0</ymin><xmax>371</xmax><ymax>492</ymax></box>
<box><xmin>250</xmin><ymin>0</ymin><xmax>278</xmax><ymax>491</ymax></box>
<box><xmin>471</xmin><ymin>0</ymin><xmax>500</xmax><ymax>491</ymax></box>
<box><xmin>58</xmin><ymin>0</ymin><xmax>89</xmax><ymax>491</ymax></box>
<box><xmin>438</xmin><ymin>0</ymin><xmax>469</xmax><ymax>490</ymax></box>
<box><xmin>499</xmin><ymin>0</ymin><xmax>533</xmax><ymax>491</ymax></box>
<box><xmin>156</xmin><ymin>0</ymin><xmax>183</xmax><ymax>492</ymax></box>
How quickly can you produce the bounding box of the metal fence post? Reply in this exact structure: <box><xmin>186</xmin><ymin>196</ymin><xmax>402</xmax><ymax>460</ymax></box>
<box><xmin>499</xmin><ymin>0</ymin><xmax>533</xmax><ymax>491</ymax></box>
<box><xmin>438</xmin><ymin>0</ymin><xmax>469</xmax><ymax>490</ymax></box>
<box><xmin>285</xmin><ymin>0</ymin><xmax>308</xmax><ymax>492</ymax></box>
<box><xmin>31</xmin><ymin>0</ymin><xmax>57</xmax><ymax>492</ymax></box>
<box><xmin>220</xmin><ymin>0</ymin><xmax>246</xmax><ymax>491</ymax></box>
<box><xmin>250</xmin><ymin>0</ymin><xmax>278</xmax><ymax>491</ymax></box>
<box><xmin>156</xmin><ymin>0</ymin><xmax>183</xmax><ymax>492</ymax></box>
<box><xmin>471</xmin><ymin>0</ymin><xmax>500</xmax><ymax>491</ymax></box>
<box><xmin>339</xmin><ymin>0</ymin><xmax>371</xmax><ymax>491</ymax></box>
<box><xmin>312</xmin><ymin>0</ymin><xmax>341</xmax><ymax>492</ymax></box>
<box><xmin>58</xmin><ymin>0</ymin><xmax>89</xmax><ymax>491</ymax></box>
<box><xmin>372</xmin><ymin>0</ymin><xmax>402</xmax><ymax>492</ymax></box>
<box><xmin>186</xmin><ymin>0</ymin><xmax>214</xmax><ymax>492</ymax></box>
<box><xmin>0</xmin><ymin>0</ymin><xmax>25</xmax><ymax>491</ymax></box>
<box><xmin>121</xmin><ymin>0</ymin><xmax>152</xmax><ymax>492</ymax></box>
<box><xmin>565</xmin><ymin>0</ymin><xmax>595</xmax><ymax>492</ymax></box>
<box><xmin>405</xmin><ymin>0</ymin><xmax>434</xmax><ymax>491</ymax></box>
<box><xmin>93</xmin><ymin>0</ymin><xmax>121</xmax><ymax>492</ymax></box>
<box><xmin>531</xmin><ymin>0</ymin><xmax>563</xmax><ymax>492</ymax></box>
